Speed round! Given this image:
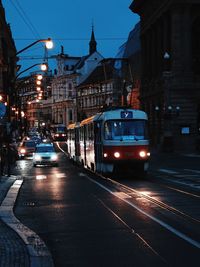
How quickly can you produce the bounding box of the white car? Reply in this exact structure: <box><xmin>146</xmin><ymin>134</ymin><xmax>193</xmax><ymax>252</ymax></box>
<box><xmin>33</xmin><ymin>143</ymin><xmax>58</xmax><ymax>166</ymax></box>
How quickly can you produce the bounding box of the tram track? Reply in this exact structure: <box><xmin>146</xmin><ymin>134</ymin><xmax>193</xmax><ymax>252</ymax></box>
<box><xmin>97</xmin><ymin>174</ymin><xmax>200</xmax><ymax>225</ymax></box>
<box><xmin>93</xmin><ymin>195</ymin><xmax>168</xmax><ymax>265</ymax></box>
<box><xmin>57</xmin><ymin>141</ymin><xmax>200</xmax><ymax>225</ymax></box>
<box><xmin>57</xmin><ymin>142</ymin><xmax>200</xmax><ymax>245</ymax></box>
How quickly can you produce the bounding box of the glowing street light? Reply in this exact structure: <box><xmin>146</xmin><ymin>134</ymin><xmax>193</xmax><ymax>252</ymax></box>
<box><xmin>37</xmin><ymin>74</ymin><xmax>43</xmax><ymax>80</ymax></box>
<box><xmin>16</xmin><ymin>38</ymin><xmax>53</xmax><ymax>55</ymax></box>
<box><xmin>40</xmin><ymin>63</ymin><xmax>48</xmax><ymax>71</ymax></box>
<box><xmin>16</xmin><ymin>63</ymin><xmax>48</xmax><ymax>79</ymax></box>
<box><xmin>36</xmin><ymin>80</ymin><xmax>42</xmax><ymax>85</ymax></box>
<box><xmin>45</xmin><ymin>38</ymin><xmax>53</xmax><ymax>49</ymax></box>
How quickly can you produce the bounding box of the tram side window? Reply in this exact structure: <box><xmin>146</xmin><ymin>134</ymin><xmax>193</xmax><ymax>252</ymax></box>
<box><xmin>85</xmin><ymin>125</ymin><xmax>89</xmax><ymax>141</ymax></box>
<box><xmin>72</xmin><ymin>129</ymin><xmax>75</xmax><ymax>141</ymax></box>
<box><xmin>104</xmin><ymin>122</ymin><xmax>113</xmax><ymax>139</ymax></box>
<box><xmin>94</xmin><ymin>122</ymin><xmax>102</xmax><ymax>142</ymax></box>
<box><xmin>80</xmin><ymin>127</ymin><xmax>84</xmax><ymax>141</ymax></box>
<box><xmin>88</xmin><ymin>123</ymin><xmax>94</xmax><ymax>141</ymax></box>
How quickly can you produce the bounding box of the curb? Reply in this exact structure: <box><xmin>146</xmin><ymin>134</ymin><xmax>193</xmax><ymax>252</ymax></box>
<box><xmin>0</xmin><ymin>179</ymin><xmax>54</xmax><ymax>267</ymax></box>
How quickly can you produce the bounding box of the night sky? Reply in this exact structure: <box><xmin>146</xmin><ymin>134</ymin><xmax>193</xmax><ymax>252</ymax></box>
<box><xmin>2</xmin><ymin>0</ymin><xmax>139</xmax><ymax>74</ymax></box>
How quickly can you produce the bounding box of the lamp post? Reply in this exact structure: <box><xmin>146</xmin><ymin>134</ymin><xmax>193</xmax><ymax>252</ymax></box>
<box><xmin>16</xmin><ymin>38</ymin><xmax>53</xmax><ymax>56</ymax></box>
<box><xmin>15</xmin><ymin>63</ymin><xmax>48</xmax><ymax>79</ymax></box>
<box><xmin>158</xmin><ymin>52</ymin><xmax>181</xmax><ymax>151</ymax></box>
<box><xmin>15</xmin><ymin>63</ymin><xmax>48</xmax><ymax>136</ymax></box>
<box><xmin>6</xmin><ymin>38</ymin><xmax>53</xmax><ymax>136</ymax></box>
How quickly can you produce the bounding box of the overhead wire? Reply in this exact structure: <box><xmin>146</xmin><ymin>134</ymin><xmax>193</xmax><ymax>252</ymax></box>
<box><xmin>9</xmin><ymin>0</ymin><xmax>39</xmax><ymax>40</ymax></box>
<box><xmin>9</xmin><ymin>0</ymin><xmax>46</xmax><ymax>59</ymax></box>
<box><xmin>14</xmin><ymin>38</ymin><xmax>127</xmax><ymax>41</ymax></box>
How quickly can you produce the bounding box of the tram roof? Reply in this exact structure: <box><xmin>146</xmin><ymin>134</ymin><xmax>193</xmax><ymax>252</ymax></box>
<box><xmin>79</xmin><ymin>108</ymin><xmax>147</xmax><ymax>126</ymax></box>
<box><xmin>94</xmin><ymin>108</ymin><xmax>148</xmax><ymax>121</ymax></box>
<box><xmin>80</xmin><ymin>116</ymin><xmax>96</xmax><ymax>126</ymax></box>
<box><xmin>67</xmin><ymin>122</ymin><xmax>80</xmax><ymax>129</ymax></box>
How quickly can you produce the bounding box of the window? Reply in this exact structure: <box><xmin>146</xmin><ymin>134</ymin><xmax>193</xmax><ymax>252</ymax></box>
<box><xmin>104</xmin><ymin>120</ymin><xmax>148</xmax><ymax>140</ymax></box>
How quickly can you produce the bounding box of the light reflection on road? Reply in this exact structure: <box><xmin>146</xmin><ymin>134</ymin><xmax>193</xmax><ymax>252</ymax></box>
<box><xmin>36</xmin><ymin>175</ymin><xmax>47</xmax><ymax>180</ymax></box>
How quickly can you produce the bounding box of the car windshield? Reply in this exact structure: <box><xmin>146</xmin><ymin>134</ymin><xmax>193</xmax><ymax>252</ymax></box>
<box><xmin>104</xmin><ymin>119</ymin><xmax>148</xmax><ymax>140</ymax></box>
<box><xmin>23</xmin><ymin>141</ymin><xmax>36</xmax><ymax>147</ymax></box>
<box><xmin>36</xmin><ymin>146</ymin><xmax>55</xmax><ymax>153</ymax></box>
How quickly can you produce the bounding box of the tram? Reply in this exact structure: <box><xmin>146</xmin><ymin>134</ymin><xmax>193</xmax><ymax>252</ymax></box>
<box><xmin>50</xmin><ymin>124</ymin><xmax>67</xmax><ymax>141</ymax></box>
<box><xmin>67</xmin><ymin>108</ymin><xmax>150</xmax><ymax>175</ymax></box>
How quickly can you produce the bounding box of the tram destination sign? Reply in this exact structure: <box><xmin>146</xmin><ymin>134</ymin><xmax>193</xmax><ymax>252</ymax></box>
<box><xmin>121</xmin><ymin>111</ymin><xmax>133</xmax><ymax>119</ymax></box>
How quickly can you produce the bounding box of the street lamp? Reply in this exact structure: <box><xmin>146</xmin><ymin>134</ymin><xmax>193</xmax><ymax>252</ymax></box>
<box><xmin>16</xmin><ymin>63</ymin><xmax>48</xmax><ymax>79</ymax></box>
<box><xmin>16</xmin><ymin>38</ymin><xmax>53</xmax><ymax>56</ymax></box>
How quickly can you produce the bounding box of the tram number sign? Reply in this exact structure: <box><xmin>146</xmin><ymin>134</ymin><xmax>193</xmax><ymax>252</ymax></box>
<box><xmin>121</xmin><ymin>111</ymin><xmax>133</xmax><ymax>119</ymax></box>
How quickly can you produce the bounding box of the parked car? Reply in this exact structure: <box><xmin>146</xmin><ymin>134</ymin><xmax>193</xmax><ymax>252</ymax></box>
<box><xmin>33</xmin><ymin>143</ymin><xmax>58</xmax><ymax>167</ymax></box>
<box><xmin>18</xmin><ymin>140</ymin><xmax>36</xmax><ymax>159</ymax></box>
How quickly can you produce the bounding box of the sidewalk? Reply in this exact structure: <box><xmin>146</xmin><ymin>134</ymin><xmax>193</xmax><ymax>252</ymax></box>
<box><xmin>0</xmin><ymin>175</ymin><xmax>29</xmax><ymax>267</ymax></box>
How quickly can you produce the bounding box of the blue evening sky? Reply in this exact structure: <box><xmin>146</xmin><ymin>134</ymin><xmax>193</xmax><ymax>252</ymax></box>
<box><xmin>2</xmin><ymin>0</ymin><xmax>139</xmax><ymax>74</ymax></box>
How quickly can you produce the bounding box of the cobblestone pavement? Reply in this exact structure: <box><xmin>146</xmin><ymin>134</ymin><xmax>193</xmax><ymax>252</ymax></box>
<box><xmin>0</xmin><ymin>175</ymin><xmax>29</xmax><ymax>267</ymax></box>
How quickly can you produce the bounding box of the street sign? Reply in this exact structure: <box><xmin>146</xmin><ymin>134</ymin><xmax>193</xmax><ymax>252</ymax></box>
<box><xmin>0</xmin><ymin>103</ymin><xmax>6</xmax><ymax>117</ymax></box>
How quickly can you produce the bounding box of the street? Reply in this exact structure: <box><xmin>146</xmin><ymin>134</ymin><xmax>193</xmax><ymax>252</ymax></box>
<box><xmin>1</xmin><ymin>1</ymin><xmax>200</xmax><ymax>266</ymax></box>
<box><xmin>5</xmin><ymin>142</ymin><xmax>199</xmax><ymax>267</ymax></box>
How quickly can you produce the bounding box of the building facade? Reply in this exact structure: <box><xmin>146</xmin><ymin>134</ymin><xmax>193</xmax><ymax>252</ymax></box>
<box><xmin>51</xmin><ymin>28</ymin><xmax>104</xmax><ymax>125</ymax></box>
<box><xmin>130</xmin><ymin>0</ymin><xmax>200</xmax><ymax>151</ymax></box>
<box><xmin>0</xmin><ymin>0</ymin><xmax>17</xmax><ymax>134</ymax></box>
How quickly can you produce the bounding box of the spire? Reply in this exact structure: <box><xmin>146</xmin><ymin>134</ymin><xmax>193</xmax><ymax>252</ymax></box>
<box><xmin>89</xmin><ymin>23</ymin><xmax>97</xmax><ymax>55</ymax></box>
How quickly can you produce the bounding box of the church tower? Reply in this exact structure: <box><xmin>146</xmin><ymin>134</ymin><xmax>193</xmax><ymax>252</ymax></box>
<box><xmin>89</xmin><ymin>25</ymin><xmax>97</xmax><ymax>55</ymax></box>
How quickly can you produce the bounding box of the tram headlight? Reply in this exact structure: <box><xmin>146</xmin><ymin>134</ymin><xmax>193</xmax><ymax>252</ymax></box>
<box><xmin>114</xmin><ymin>152</ymin><xmax>120</xmax><ymax>158</ymax></box>
<box><xmin>139</xmin><ymin>151</ymin><xmax>146</xmax><ymax>158</ymax></box>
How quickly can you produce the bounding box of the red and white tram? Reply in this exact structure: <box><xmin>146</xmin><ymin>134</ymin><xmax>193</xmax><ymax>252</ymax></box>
<box><xmin>67</xmin><ymin>108</ymin><xmax>150</xmax><ymax>176</ymax></box>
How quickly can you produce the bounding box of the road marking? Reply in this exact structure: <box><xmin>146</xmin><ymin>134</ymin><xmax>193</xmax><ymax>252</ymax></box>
<box><xmin>85</xmin><ymin>175</ymin><xmax>200</xmax><ymax>249</ymax></box>
<box><xmin>182</xmin><ymin>154</ymin><xmax>200</xmax><ymax>158</ymax></box>
<box><xmin>174</xmin><ymin>174</ymin><xmax>200</xmax><ymax>178</ymax></box>
<box><xmin>184</xmin><ymin>169</ymin><xmax>200</xmax><ymax>174</ymax></box>
<box><xmin>158</xmin><ymin>169</ymin><xmax>178</xmax><ymax>174</ymax></box>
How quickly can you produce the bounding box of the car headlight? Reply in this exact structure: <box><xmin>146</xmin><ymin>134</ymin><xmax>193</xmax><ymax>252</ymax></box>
<box><xmin>34</xmin><ymin>155</ymin><xmax>41</xmax><ymax>160</ymax></box>
<box><xmin>51</xmin><ymin>154</ymin><xmax>58</xmax><ymax>160</ymax></box>
<box><xmin>20</xmin><ymin>148</ymin><xmax>26</xmax><ymax>154</ymax></box>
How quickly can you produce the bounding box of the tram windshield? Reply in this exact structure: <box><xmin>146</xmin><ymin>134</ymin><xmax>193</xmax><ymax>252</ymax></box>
<box><xmin>104</xmin><ymin>120</ymin><xmax>148</xmax><ymax>140</ymax></box>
